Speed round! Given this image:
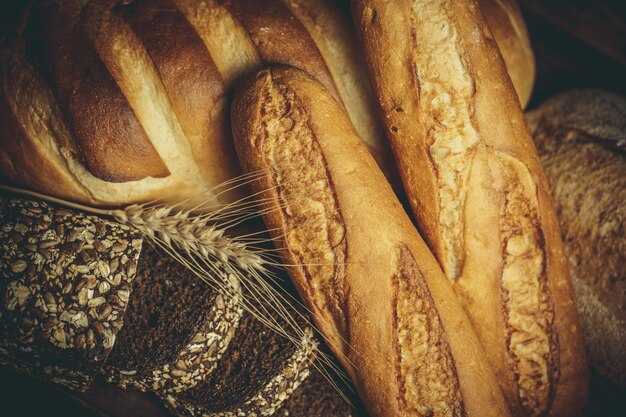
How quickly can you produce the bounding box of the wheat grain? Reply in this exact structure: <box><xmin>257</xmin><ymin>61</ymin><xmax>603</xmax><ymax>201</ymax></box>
<box><xmin>111</xmin><ymin>204</ymin><xmax>265</xmax><ymax>272</ymax></box>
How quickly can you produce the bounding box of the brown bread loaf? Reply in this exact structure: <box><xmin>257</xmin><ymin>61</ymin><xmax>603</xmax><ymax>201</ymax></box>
<box><xmin>232</xmin><ymin>67</ymin><xmax>510</xmax><ymax>417</ymax></box>
<box><xmin>104</xmin><ymin>245</ymin><xmax>243</xmax><ymax>394</ymax></box>
<box><xmin>163</xmin><ymin>311</ymin><xmax>317</xmax><ymax>417</ymax></box>
<box><xmin>350</xmin><ymin>1</ymin><xmax>587</xmax><ymax>416</ymax></box>
<box><xmin>0</xmin><ymin>0</ymin><xmax>387</xmax><ymax>207</ymax></box>
<box><xmin>478</xmin><ymin>0</ymin><xmax>535</xmax><ymax>108</ymax></box>
<box><xmin>527</xmin><ymin>89</ymin><xmax>626</xmax><ymax>389</ymax></box>
<box><xmin>0</xmin><ymin>198</ymin><xmax>142</xmax><ymax>391</ymax></box>
<box><xmin>275</xmin><ymin>368</ymin><xmax>361</xmax><ymax>417</ymax></box>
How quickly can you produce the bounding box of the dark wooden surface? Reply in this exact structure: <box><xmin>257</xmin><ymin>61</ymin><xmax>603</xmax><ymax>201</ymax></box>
<box><xmin>1</xmin><ymin>367</ymin><xmax>172</xmax><ymax>417</ymax></box>
<box><xmin>1</xmin><ymin>1</ymin><xmax>625</xmax><ymax>416</ymax></box>
<box><xmin>519</xmin><ymin>0</ymin><xmax>626</xmax><ymax>67</ymax></box>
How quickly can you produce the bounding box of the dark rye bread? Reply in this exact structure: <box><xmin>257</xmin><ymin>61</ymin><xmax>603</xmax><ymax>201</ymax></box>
<box><xmin>104</xmin><ymin>245</ymin><xmax>243</xmax><ymax>393</ymax></box>
<box><xmin>163</xmin><ymin>312</ymin><xmax>317</xmax><ymax>417</ymax></box>
<box><xmin>0</xmin><ymin>198</ymin><xmax>142</xmax><ymax>391</ymax></box>
<box><xmin>527</xmin><ymin>89</ymin><xmax>626</xmax><ymax>388</ymax></box>
<box><xmin>275</xmin><ymin>368</ymin><xmax>359</xmax><ymax>417</ymax></box>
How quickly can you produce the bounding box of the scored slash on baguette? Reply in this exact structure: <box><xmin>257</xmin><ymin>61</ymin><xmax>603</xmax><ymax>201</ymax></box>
<box><xmin>350</xmin><ymin>1</ymin><xmax>588</xmax><ymax>416</ymax></box>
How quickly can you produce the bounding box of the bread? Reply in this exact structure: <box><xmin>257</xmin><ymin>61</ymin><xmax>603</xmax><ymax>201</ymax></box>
<box><xmin>232</xmin><ymin>67</ymin><xmax>510</xmax><ymax>417</ymax></box>
<box><xmin>163</xmin><ymin>311</ymin><xmax>317</xmax><ymax>417</ymax></box>
<box><xmin>527</xmin><ymin>89</ymin><xmax>626</xmax><ymax>389</ymax></box>
<box><xmin>0</xmin><ymin>0</ymin><xmax>388</xmax><ymax>207</ymax></box>
<box><xmin>0</xmin><ymin>198</ymin><xmax>142</xmax><ymax>391</ymax></box>
<box><xmin>275</xmin><ymin>368</ymin><xmax>360</xmax><ymax>417</ymax></box>
<box><xmin>0</xmin><ymin>196</ymin><xmax>322</xmax><ymax>413</ymax></box>
<box><xmin>478</xmin><ymin>0</ymin><xmax>535</xmax><ymax>108</ymax></box>
<box><xmin>350</xmin><ymin>1</ymin><xmax>587</xmax><ymax>416</ymax></box>
<box><xmin>104</xmin><ymin>245</ymin><xmax>243</xmax><ymax>393</ymax></box>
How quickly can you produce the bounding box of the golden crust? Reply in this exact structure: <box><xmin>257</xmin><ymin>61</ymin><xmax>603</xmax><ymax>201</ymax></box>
<box><xmin>118</xmin><ymin>0</ymin><xmax>238</xmax><ymax>197</ymax></box>
<box><xmin>232</xmin><ymin>67</ymin><xmax>510</xmax><ymax>417</ymax></box>
<box><xmin>41</xmin><ymin>0</ymin><xmax>169</xmax><ymax>182</ymax></box>
<box><xmin>223</xmin><ymin>0</ymin><xmax>341</xmax><ymax>103</ymax></box>
<box><xmin>279</xmin><ymin>0</ymin><xmax>397</xmax><ymax>183</ymax></box>
<box><xmin>1</xmin><ymin>0</ymin><xmax>393</xmax><ymax>208</ymax></box>
<box><xmin>478</xmin><ymin>0</ymin><xmax>535</xmax><ymax>108</ymax></box>
<box><xmin>351</xmin><ymin>1</ymin><xmax>587</xmax><ymax>416</ymax></box>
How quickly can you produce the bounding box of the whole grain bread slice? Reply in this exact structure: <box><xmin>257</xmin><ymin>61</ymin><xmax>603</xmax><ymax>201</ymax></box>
<box><xmin>0</xmin><ymin>198</ymin><xmax>142</xmax><ymax>391</ymax></box>
<box><xmin>274</xmin><ymin>367</ymin><xmax>359</xmax><ymax>417</ymax></box>
<box><xmin>163</xmin><ymin>309</ymin><xmax>317</xmax><ymax>417</ymax></box>
<box><xmin>104</xmin><ymin>245</ymin><xmax>243</xmax><ymax>393</ymax></box>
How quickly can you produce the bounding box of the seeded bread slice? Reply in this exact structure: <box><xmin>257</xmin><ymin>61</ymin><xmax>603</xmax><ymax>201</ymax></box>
<box><xmin>163</xmin><ymin>311</ymin><xmax>317</xmax><ymax>417</ymax></box>
<box><xmin>275</xmin><ymin>368</ymin><xmax>358</xmax><ymax>417</ymax></box>
<box><xmin>0</xmin><ymin>198</ymin><xmax>142</xmax><ymax>391</ymax></box>
<box><xmin>104</xmin><ymin>246</ymin><xmax>243</xmax><ymax>393</ymax></box>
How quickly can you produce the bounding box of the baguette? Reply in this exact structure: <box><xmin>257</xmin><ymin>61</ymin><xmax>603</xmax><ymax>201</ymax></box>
<box><xmin>231</xmin><ymin>67</ymin><xmax>510</xmax><ymax>417</ymax></box>
<box><xmin>350</xmin><ymin>1</ymin><xmax>587</xmax><ymax>416</ymax></box>
<box><xmin>478</xmin><ymin>0</ymin><xmax>535</xmax><ymax>108</ymax></box>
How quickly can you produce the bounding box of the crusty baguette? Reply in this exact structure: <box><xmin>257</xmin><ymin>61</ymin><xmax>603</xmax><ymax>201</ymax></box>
<box><xmin>478</xmin><ymin>0</ymin><xmax>535</xmax><ymax>108</ymax></box>
<box><xmin>527</xmin><ymin>89</ymin><xmax>626</xmax><ymax>389</ymax></box>
<box><xmin>350</xmin><ymin>1</ymin><xmax>587</xmax><ymax>416</ymax></box>
<box><xmin>231</xmin><ymin>67</ymin><xmax>510</xmax><ymax>417</ymax></box>
<box><xmin>277</xmin><ymin>0</ymin><xmax>394</xmax><ymax>180</ymax></box>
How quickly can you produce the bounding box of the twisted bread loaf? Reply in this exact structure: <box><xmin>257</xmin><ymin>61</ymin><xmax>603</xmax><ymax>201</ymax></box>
<box><xmin>351</xmin><ymin>1</ymin><xmax>587</xmax><ymax>416</ymax></box>
<box><xmin>232</xmin><ymin>67</ymin><xmax>510</xmax><ymax>417</ymax></box>
<box><xmin>0</xmin><ymin>0</ymin><xmax>387</xmax><ymax>207</ymax></box>
<box><xmin>0</xmin><ymin>0</ymin><xmax>534</xmax><ymax>207</ymax></box>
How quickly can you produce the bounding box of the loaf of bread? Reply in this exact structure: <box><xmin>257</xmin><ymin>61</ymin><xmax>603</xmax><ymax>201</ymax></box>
<box><xmin>527</xmin><ymin>89</ymin><xmax>626</xmax><ymax>389</ymax></box>
<box><xmin>275</xmin><ymin>367</ymin><xmax>361</xmax><ymax>417</ymax></box>
<box><xmin>232</xmin><ymin>67</ymin><xmax>510</xmax><ymax>417</ymax></box>
<box><xmin>104</xmin><ymin>245</ymin><xmax>243</xmax><ymax>393</ymax></box>
<box><xmin>0</xmin><ymin>194</ymin><xmax>339</xmax><ymax>415</ymax></box>
<box><xmin>350</xmin><ymin>1</ymin><xmax>587</xmax><ymax>416</ymax></box>
<box><xmin>163</xmin><ymin>310</ymin><xmax>317</xmax><ymax>417</ymax></box>
<box><xmin>0</xmin><ymin>0</ymin><xmax>387</xmax><ymax>207</ymax></box>
<box><xmin>478</xmin><ymin>0</ymin><xmax>535</xmax><ymax>108</ymax></box>
<box><xmin>0</xmin><ymin>198</ymin><xmax>142</xmax><ymax>390</ymax></box>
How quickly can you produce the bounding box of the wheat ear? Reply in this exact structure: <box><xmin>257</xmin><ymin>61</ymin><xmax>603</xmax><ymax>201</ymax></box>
<box><xmin>0</xmin><ymin>182</ymin><xmax>267</xmax><ymax>272</ymax></box>
<box><xmin>111</xmin><ymin>204</ymin><xmax>264</xmax><ymax>272</ymax></box>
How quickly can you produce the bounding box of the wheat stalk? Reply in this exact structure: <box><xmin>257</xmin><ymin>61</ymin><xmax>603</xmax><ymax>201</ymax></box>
<box><xmin>111</xmin><ymin>204</ymin><xmax>265</xmax><ymax>271</ymax></box>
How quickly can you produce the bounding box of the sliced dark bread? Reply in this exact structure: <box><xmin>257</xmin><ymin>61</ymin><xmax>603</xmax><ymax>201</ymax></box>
<box><xmin>103</xmin><ymin>247</ymin><xmax>242</xmax><ymax>393</ymax></box>
<box><xmin>104</xmin><ymin>245</ymin><xmax>243</xmax><ymax>393</ymax></box>
<box><xmin>275</xmin><ymin>368</ymin><xmax>359</xmax><ymax>417</ymax></box>
<box><xmin>0</xmin><ymin>198</ymin><xmax>142</xmax><ymax>391</ymax></box>
<box><xmin>163</xmin><ymin>311</ymin><xmax>317</xmax><ymax>417</ymax></box>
